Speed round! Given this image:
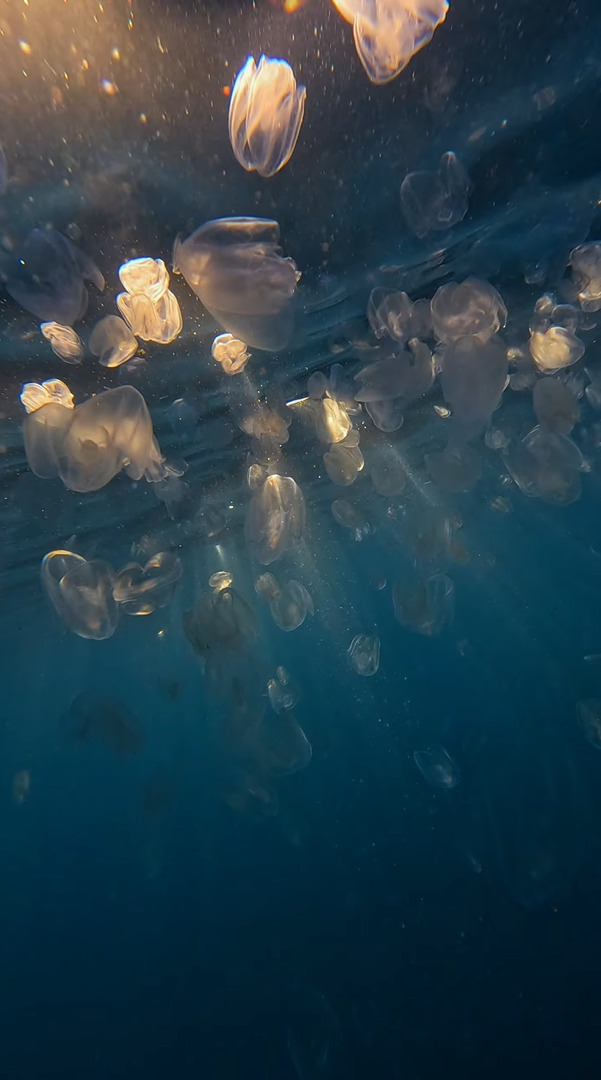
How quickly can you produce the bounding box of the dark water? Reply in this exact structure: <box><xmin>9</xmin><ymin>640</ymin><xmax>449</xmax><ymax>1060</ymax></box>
<box><xmin>2</xmin><ymin>0</ymin><xmax>601</xmax><ymax>1077</ymax></box>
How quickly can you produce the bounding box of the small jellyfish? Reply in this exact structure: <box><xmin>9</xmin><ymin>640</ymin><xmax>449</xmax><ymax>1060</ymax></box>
<box><xmin>209</xmin><ymin>571</ymin><xmax>234</xmax><ymax>592</ymax></box>
<box><xmin>413</xmin><ymin>746</ymin><xmax>459</xmax><ymax>789</ymax></box>
<box><xmin>183</xmin><ymin>587</ymin><xmax>259</xmax><ymax>661</ymax></box>
<box><xmin>269</xmin><ymin>580</ymin><xmax>314</xmax><ymax>631</ymax></box>
<box><xmin>348</xmin><ymin>634</ymin><xmax>380</xmax><ymax>676</ymax></box>
<box><xmin>503</xmin><ymin>426</ymin><xmax>582</xmax><ymax>506</ymax></box>
<box><xmin>6</xmin><ymin>228</ymin><xmax>104</xmax><ymax>325</ymax></box>
<box><xmin>569</xmin><ymin>243</ymin><xmax>601</xmax><ymax>312</ymax></box>
<box><xmin>393</xmin><ymin>572</ymin><xmax>454</xmax><ymax>636</ymax></box>
<box><xmin>430</xmin><ymin>278</ymin><xmax>507</xmax><ymax>344</ymax></box>
<box><xmin>577</xmin><ymin>699</ymin><xmax>601</xmax><ymax>750</ymax></box>
<box><xmin>174</xmin><ymin>217</ymin><xmax>300</xmax><ymax>351</ymax></box>
<box><xmin>310</xmin><ymin>397</ymin><xmax>352</xmax><ymax>444</ymax></box>
<box><xmin>425</xmin><ymin>444</ymin><xmax>482</xmax><ymax>493</ymax></box>
<box><xmin>533</xmin><ymin>377</ymin><xmax>579</xmax><ymax>435</ymax></box>
<box><xmin>267</xmin><ymin>667</ymin><xmax>300</xmax><ymax>714</ymax></box>
<box><xmin>323</xmin><ymin>430</ymin><xmax>364</xmax><ymax>485</ymax></box>
<box><xmin>89</xmin><ymin>315</ymin><xmax>138</xmax><ymax>368</ymax></box>
<box><xmin>367</xmin><ymin>288</ymin><xmax>432</xmax><ymax>343</ymax></box>
<box><xmin>42</xmin><ymin>550</ymin><xmax>118</xmax><ymax>640</ymax></box>
<box><xmin>331</xmin><ymin>498</ymin><xmax>371</xmax><ymax>540</ymax></box>
<box><xmin>117</xmin><ymin>289</ymin><xmax>182</xmax><ymax>344</ymax></box>
<box><xmin>331</xmin><ymin>0</ymin><xmax>449</xmax><ymax>85</ymax></box>
<box><xmin>364</xmin><ymin>397</ymin><xmax>405</xmax><ymax>432</ymax></box>
<box><xmin>118</xmin><ymin>257</ymin><xmax>170</xmax><ymax>303</ymax></box>
<box><xmin>369</xmin><ymin>452</ymin><xmax>406</xmax><ymax>496</ymax></box>
<box><xmin>401</xmin><ymin>151</ymin><xmax>470</xmax><ymax>239</ymax></box>
<box><xmin>40</xmin><ymin>322</ymin><xmax>84</xmax><ymax>364</ymax></box>
<box><xmin>245</xmin><ymin>474</ymin><xmax>305</xmax><ymax>565</ymax></box>
<box><xmin>211</xmin><ymin>333</ymin><xmax>250</xmax><ymax>375</ymax></box>
<box><xmin>255</xmin><ymin>571</ymin><xmax>281</xmax><ymax>602</ymax></box>
<box><xmin>354</xmin><ymin>340</ymin><xmax>434</xmax><ymax>406</ymax></box>
<box><xmin>529</xmin><ymin>326</ymin><xmax>585</xmax><ymax>373</ymax></box>
<box><xmin>440</xmin><ymin>335</ymin><xmax>508</xmax><ymax>441</ymax></box>
<box><xmin>20</xmin><ymin>378</ymin><xmax>74</xmax><ymax>414</ymax></box>
<box><xmin>62</xmin><ymin>692</ymin><xmax>144</xmax><ymax>757</ymax></box>
<box><xmin>228</xmin><ymin>55</ymin><xmax>306</xmax><ymax>178</ymax></box>
<box><xmin>113</xmin><ymin>552</ymin><xmax>182</xmax><ymax>615</ymax></box>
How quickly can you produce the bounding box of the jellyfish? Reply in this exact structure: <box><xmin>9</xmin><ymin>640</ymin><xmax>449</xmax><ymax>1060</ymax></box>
<box><xmin>532</xmin><ymin>377</ymin><xmax>579</xmax><ymax>435</ymax></box>
<box><xmin>173</xmin><ymin>217</ymin><xmax>300</xmax><ymax>351</ymax></box>
<box><xmin>440</xmin><ymin>335</ymin><xmax>508</xmax><ymax>441</ymax></box>
<box><xmin>401</xmin><ymin>151</ymin><xmax>470</xmax><ymax>239</ymax></box>
<box><xmin>245</xmin><ymin>473</ymin><xmax>306</xmax><ymax>564</ymax></box>
<box><xmin>393</xmin><ymin>572</ymin><xmax>454</xmax><ymax>636</ymax></box>
<box><xmin>6</xmin><ymin>228</ymin><xmax>104</xmax><ymax>325</ymax></box>
<box><xmin>369</xmin><ymin>451</ymin><xmax>406</xmax><ymax>495</ymax></box>
<box><xmin>529</xmin><ymin>325</ymin><xmax>585</xmax><ymax>373</ymax></box>
<box><xmin>367</xmin><ymin>287</ymin><xmax>432</xmax><ymax>342</ymax></box>
<box><xmin>348</xmin><ymin>634</ymin><xmax>380</xmax><ymax>675</ymax></box>
<box><xmin>413</xmin><ymin>746</ymin><xmax>459</xmax><ymax>788</ymax></box>
<box><xmin>250</xmin><ymin>709</ymin><xmax>312</xmax><ymax>775</ymax></box>
<box><xmin>425</xmin><ymin>444</ymin><xmax>482</xmax><ymax>493</ymax></box>
<box><xmin>323</xmin><ymin>432</ymin><xmax>365</xmax><ymax>485</ymax></box>
<box><xmin>209</xmin><ymin>571</ymin><xmax>234</xmax><ymax>592</ymax></box>
<box><xmin>62</xmin><ymin>692</ymin><xmax>144</xmax><ymax>757</ymax></box>
<box><xmin>331</xmin><ymin>0</ymin><xmax>449</xmax><ymax>85</ymax></box>
<box><xmin>211</xmin><ymin>333</ymin><xmax>250</xmax><ymax>375</ymax></box>
<box><xmin>22</xmin><ymin>384</ymin><xmax>167</xmax><ymax>493</ymax></box>
<box><xmin>228</xmin><ymin>55</ymin><xmax>306</xmax><ymax>178</ymax></box>
<box><xmin>267</xmin><ymin>667</ymin><xmax>300</xmax><ymax>714</ymax></box>
<box><xmin>40</xmin><ymin>322</ymin><xmax>84</xmax><ymax>364</ymax></box>
<box><xmin>503</xmin><ymin>426</ymin><xmax>582</xmax><ymax>506</ymax></box>
<box><xmin>113</xmin><ymin>552</ymin><xmax>182</xmax><ymax>615</ymax></box>
<box><xmin>577</xmin><ymin>699</ymin><xmax>601</xmax><ymax>750</ymax></box>
<box><xmin>569</xmin><ymin>243</ymin><xmax>601</xmax><ymax>312</ymax></box>
<box><xmin>89</xmin><ymin>315</ymin><xmax>138</xmax><ymax>368</ymax></box>
<box><xmin>364</xmin><ymin>398</ymin><xmax>405</xmax><ymax>432</ymax></box>
<box><xmin>183</xmin><ymin>587</ymin><xmax>258</xmax><ymax>661</ymax></box>
<box><xmin>355</xmin><ymin>339</ymin><xmax>434</xmax><ymax>405</ymax></box>
<box><xmin>331</xmin><ymin>499</ymin><xmax>371</xmax><ymax>540</ymax></box>
<box><xmin>42</xmin><ymin>550</ymin><xmax>118</xmax><ymax>640</ymax></box>
<box><xmin>260</xmin><ymin>578</ymin><xmax>314</xmax><ymax>631</ymax></box>
<box><xmin>118</xmin><ymin>257</ymin><xmax>170</xmax><ymax>303</ymax></box>
<box><xmin>431</xmin><ymin>278</ymin><xmax>507</xmax><ymax>344</ymax></box>
<box><xmin>117</xmin><ymin>289</ymin><xmax>182</xmax><ymax>345</ymax></box>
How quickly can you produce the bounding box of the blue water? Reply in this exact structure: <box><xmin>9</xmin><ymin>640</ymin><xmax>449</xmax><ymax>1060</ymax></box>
<box><xmin>2</xmin><ymin>0</ymin><xmax>601</xmax><ymax>1077</ymax></box>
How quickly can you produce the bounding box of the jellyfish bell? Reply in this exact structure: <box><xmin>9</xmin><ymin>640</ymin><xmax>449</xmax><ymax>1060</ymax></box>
<box><xmin>118</xmin><ymin>257</ymin><xmax>170</xmax><ymax>303</ymax></box>
<box><xmin>117</xmin><ymin>289</ymin><xmax>182</xmax><ymax>345</ymax></box>
<box><xmin>113</xmin><ymin>552</ymin><xmax>182</xmax><ymax>615</ymax></box>
<box><xmin>173</xmin><ymin>217</ymin><xmax>300</xmax><ymax>351</ymax></box>
<box><xmin>245</xmin><ymin>473</ymin><xmax>306</xmax><ymax>564</ymax></box>
<box><xmin>40</xmin><ymin>322</ymin><xmax>84</xmax><ymax>364</ymax></box>
<box><xmin>89</xmin><ymin>315</ymin><xmax>138</xmax><ymax>368</ymax></box>
<box><xmin>533</xmin><ymin>376</ymin><xmax>579</xmax><ymax>435</ymax></box>
<box><xmin>348</xmin><ymin>634</ymin><xmax>380</xmax><ymax>675</ymax></box>
<box><xmin>431</xmin><ymin>278</ymin><xmax>507</xmax><ymax>345</ymax></box>
<box><xmin>211</xmin><ymin>333</ymin><xmax>250</xmax><ymax>375</ymax></box>
<box><xmin>42</xmin><ymin>550</ymin><xmax>118</xmax><ymax>640</ymax></box>
<box><xmin>440</xmin><ymin>335</ymin><xmax>508</xmax><ymax>441</ymax></box>
<box><xmin>503</xmin><ymin>426</ymin><xmax>583</xmax><ymax>506</ymax></box>
<box><xmin>228</xmin><ymin>55</ymin><xmax>306</xmax><ymax>178</ymax></box>
<box><xmin>331</xmin><ymin>0</ymin><xmax>449</xmax><ymax>85</ymax></box>
<box><xmin>6</xmin><ymin>228</ymin><xmax>104</xmax><ymax>325</ymax></box>
<box><xmin>401</xmin><ymin>151</ymin><xmax>470</xmax><ymax>239</ymax></box>
<box><xmin>529</xmin><ymin>325</ymin><xmax>585</xmax><ymax>373</ymax></box>
<box><xmin>569</xmin><ymin>242</ymin><xmax>601</xmax><ymax>312</ymax></box>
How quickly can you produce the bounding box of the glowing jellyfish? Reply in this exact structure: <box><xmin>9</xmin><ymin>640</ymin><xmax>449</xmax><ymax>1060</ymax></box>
<box><xmin>209</xmin><ymin>571</ymin><xmax>234</xmax><ymax>592</ymax></box>
<box><xmin>211</xmin><ymin>333</ymin><xmax>250</xmax><ymax>375</ymax></box>
<box><xmin>89</xmin><ymin>315</ymin><xmax>138</xmax><ymax>368</ymax></box>
<box><xmin>331</xmin><ymin>499</ymin><xmax>371</xmax><ymax>540</ymax></box>
<box><xmin>6</xmin><ymin>228</ymin><xmax>104</xmax><ymax>325</ymax></box>
<box><xmin>440</xmin><ymin>335</ymin><xmax>508</xmax><ymax>441</ymax></box>
<box><xmin>367</xmin><ymin>288</ymin><xmax>432</xmax><ymax>342</ymax></box>
<box><xmin>41</xmin><ymin>550</ymin><xmax>118</xmax><ymax>640</ymax></box>
<box><xmin>40</xmin><ymin>322</ymin><xmax>84</xmax><ymax>364</ymax></box>
<box><xmin>118</xmin><ymin>257</ymin><xmax>170</xmax><ymax>303</ymax></box>
<box><xmin>529</xmin><ymin>326</ymin><xmax>585</xmax><ymax>373</ymax></box>
<box><xmin>228</xmin><ymin>55</ymin><xmax>306</xmax><ymax>178</ymax></box>
<box><xmin>401</xmin><ymin>151</ymin><xmax>470</xmax><ymax>239</ymax></box>
<box><xmin>393</xmin><ymin>572</ymin><xmax>454</xmax><ymax>636</ymax></box>
<box><xmin>113</xmin><ymin>552</ymin><xmax>182</xmax><ymax>615</ymax></box>
<box><xmin>569</xmin><ymin>243</ymin><xmax>601</xmax><ymax>312</ymax></box>
<box><xmin>117</xmin><ymin>289</ymin><xmax>182</xmax><ymax>345</ymax></box>
<box><xmin>414</xmin><ymin>746</ymin><xmax>459</xmax><ymax>788</ymax></box>
<box><xmin>20</xmin><ymin>378</ymin><xmax>74</xmax><ymax>414</ymax></box>
<box><xmin>431</xmin><ymin>278</ymin><xmax>507</xmax><ymax>344</ymax></box>
<box><xmin>173</xmin><ymin>217</ymin><xmax>300</xmax><ymax>351</ymax></box>
<box><xmin>348</xmin><ymin>634</ymin><xmax>380</xmax><ymax>675</ymax></box>
<box><xmin>331</xmin><ymin>0</ymin><xmax>449</xmax><ymax>85</ymax></box>
<box><xmin>323</xmin><ymin>431</ymin><xmax>364</xmax><ymax>485</ymax></box>
<box><xmin>245</xmin><ymin>474</ymin><xmax>306</xmax><ymax>564</ymax></box>
<box><xmin>503</xmin><ymin>426</ymin><xmax>582</xmax><ymax>506</ymax></box>
<box><xmin>269</xmin><ymin>579</ymin><xmax>314</xmax><ymax>632</ymax></box>
<box><xmin>22</xmin><ymin>383</ymin><xmax>166</xmax><ymax>493</ymax></box>
<box><xmin>309</xmin><ymin>397</ymin><xmax>352</xmax><ymax>444</ymax></box>
<box><xmin>533</xmin><ymin>377</ymin><xmax>579</xmax><ymax>435</ymax></box>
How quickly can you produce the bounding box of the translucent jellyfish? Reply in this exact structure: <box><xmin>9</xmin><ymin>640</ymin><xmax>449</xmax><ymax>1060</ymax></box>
<box><xmin>252</xmin><ymin>710</ymin><xmax>312</xmax><ymax>774</ymax></box>
<box><xmin>241</xmin><ymin>405</ymin><xmax>291</xmax><ymax>447</ymax></box>
<box><xmin>430</xmin><ymin>278</ymin><xmax>507</xmax><ymax>344</ymax></box>
<box><xmin>370</xmin><ymin>452</ymin><xmax>406</xmax><ymax>495</ymax></box>
<box><xmin>228</xmin><ymin>55</ymin><xmax>306</xmax><ymax>178</ymax></box>
<box><xmin>62</xmin><ymin>692</ymin><xmax>144</xmax><ymax>757</ymax></box>
<box><xmin>367</xmin><ymin>288</ymin><xmax>432</xmax><ymax>342</ymax></box>
<box><xmin>154</xmin><ymin>473</ymin><xmax>192</xmax><ymax>521</ymax></box>
<box><xmin>401</xmin><ymin>151</ymin><xmax>470</xmax><ymax>239</ymax></box>
<box><xmin>413</xmin><ymin>746</ymin><xmax>459</xmax><ymax>789</ymax></box>
<box><xmin>308</xmin><ymin>371</ymin><xmax>328</xmax><ymax>399</ymax></box>
<box><xmin>331</xmin><ymin>499</ymin><xmax>371</xmax><ymax>540</ymax></box>
<box><xmin>569</xmin><ymin>243</ymin><xmax>601</xmax><ymax>312</ymax></box>
<box><xmin>113</xmin><ymin>552</ymin><xmax>182</xmax><ymax>615</ymax></box>
<box><xmin>40</xmin><ymin>322</ymin><xmax>84</xmax><ymax>364</ymax></box>
<box><xmin>6</xmin><ymin>228</ymin><xmax>104</xmax><ymax>325</ymax></box>
<box><xmin>331</xmin><ymin>0</ymin><xmax>449</xmax><ymax>85</ymax></box>
<box><xmin>425</xmin><ymin>444</ymin><xmax>482</xmax><ymax>493</ymax></box>
<box><xmin>211</xmin><ymin>333</ymin><xmax>250</xmax><ymax>375</ymax></box>
<box><xmin>20</xmin><ymin>378</ymin><xmax>74</xmax><ymax>414</ymax></box>
<box><xmin>89</xmin><ymin>315</ymin><xmax>138</xmax><ymax>368</ymax></box>
<box><xmin>117</xmin><ymin>289</ymin><xmax>182</xmax><ymax>344</ymax></box>
<box><xmin>12</xmin><ymin>770</ymin><xmax>30</xmax><ymax>805</ymax></box>
<box><xmin>348</xmin><ymin>634</ymin><xmax>380</xmax><ymax>676</ymax></box>
<box><xmin>529</xmin><ymin>326</ymin><xmax>585</xmax><ymax>373</ymax></box>
<box><xmin>440</xmin><ymin>336</ymin><xmax>508</xmax><ymax>441</ymax></box>
<box><xmin>393</xmin><ymin>572</ymin><xmax>454</xmax><ymax>636</ymax></box>
<box><xmin>209</xmin><ymin>571</ymin><xmax>234</xmax><ymax>592</ymax></box>
<box><xmin>173</xmin><ymin>217</ymin><xmax>300</xmax><ymax>351</ymax></box>
<box><xmin>364</xmin><ymin>397</ymin><xmax>405</xmax><ymax>432</ymax></box>
<box><xmin>323</xmin><ymin>431</ymin><xmax>364</xmax><ymax>485</ymax></box>
<box><xmin>577</xmin><ymin>699</ymin><xmax>601</xmax><ymax>750</ymax></box>
<box><xmin>22</xmin><ymin>384</ymin><xmax>166</xmax><ymax>493</ymax></box>
<box><xmin>267</xmin><ymin>667</ymin><xmax>300</xmax><ymax>714</ymax></box>
<box><xmin>355</xmin><ymin>339</ymin><xmax>434</xmax><ymax>405</ymax></box>
<box><xmin>255</xmin><ymin>572</ymin><xmax>281</xmax><ymax>602</ymax></box>
<box><xmin>245</xmin><ymin>474</ymin><xmax>306</xmax><ymax>564</ymax></box>
<box><xmin>42</xmin><ymin>550</ymin><xmax>118</xmax><ymax>640</ymax></box>
<box><xmin>503</xmin><ymin>426</ymin><xmax>582</xmax><ymax>506</ymax></box>
<box><xmin>269</xmin><ymin>580</ymin><xmax>314</xmax><ymax>631</ymax></box>
<box><xmin>118</xmin><ymin>257</ymin><xmax>170</xmax><ymax>303</ymax></box>
<box><xmin>183</xmin><ymin>587</ymin><xmax>258</xmax><ymax>661</ymax></box>
<box><xmin>532</xmin><ymin>377</ymin><xmax>579</xmax><ymax>435</ymax></box>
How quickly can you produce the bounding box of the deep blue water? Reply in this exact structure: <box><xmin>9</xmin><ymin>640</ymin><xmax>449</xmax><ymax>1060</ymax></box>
<box><xmin>2</xmin><ymin>0</ymin><xmax>601</xmax><ymax>1077</ymax></box>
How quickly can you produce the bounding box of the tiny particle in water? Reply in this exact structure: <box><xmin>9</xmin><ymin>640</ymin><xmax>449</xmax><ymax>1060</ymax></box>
<box><xmin>222</xmin><ymin>85</ymin><xmax>231</xmax><ymax>97</ymax></box>
<box><xmin>100</xmin><ymin>78</ymin><xmax>118</xmax><ymax>95</ymax></box>
<box><xmin>584</xmin><ymin>654</ymin><xmax>601</xmax><ymax>664</ymax></box>
<box><xmin>18</xmin><ymin>40</ymin><xmax>31</xmax><ymax>55</ymax></box>
<box><xmin>434</xmin><ymin>404</ymin><xmax>451</xmax><ymax>418</ymax></box>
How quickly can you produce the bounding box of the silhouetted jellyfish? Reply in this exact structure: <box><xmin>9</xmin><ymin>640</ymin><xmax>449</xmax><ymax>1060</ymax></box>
<box><xmin>40</xmin><ymin>322</ymin><xmax>84</xmax><ymax>364</ymax></box>
<box><xmin>569</xmin><ymin>242</ymin><xmax>601</xmax><ymax>311</ymax></box>
<box><xmin>369</xmin><ymin>450</ymin><xmax>406</xmax><ymax>495</ymax></box>
<box><xmin>173</xmin><ymin>217</ymin><xmax>300</xmax><ymax>350</ymax></box>
<box><xmin>431</xmin><ymin>278</ymin><xmax>507</xmax><ymax>344</ymax></box>
<box><xmin>21</xmin><ymin>384</ymin><xmax>167</xmax><ymax>493</ymax></box>
<box><xmin>113</xmin><ymin>552</ymin><xmax>182</xmax><ymax>615</ymax></box>
<box><xmin>42</xmin><ymin>550</ymin><xmax>118</xmax><ymax>640</ymax></box>
<box><xmin>267</xmin><ymin>667</ymin><xmax>300</xmax><ymax>714</ymax></box>
<box><xmin>89</xmin><ymin>315</ymin><xmax>138</xmax><ymax>368</ymax></box>
<box><xmin>414</xmin><ymin>746</ymin><xmax>460</xmax><ymax>788</ymax></box>
<box><xmin>331</xmin><ymin>498</ymin><xmax>371</xmax><ymax>540</ymax></box>
<box><xmin>62</xmin><ymin>692</ymin><xmax>144</xmax><ymax>757</ymax></box>
<box><xmin>401</xmin><ymin>151</ymin><xmax>470</xmax><ymax>238</ymax></box>
<box><xmin>367</xmin><ymin>287</ymin><xmax>432</xmax><ymax>342</ymax></box>
<box><xmin>331</xmin><ymin>0</ymin><xmax>449</xmax><ymax>84</ymax></box>
<box><xmin>6</xmin><ymin>228</ymin><xmax>104</xmax><ymax>325</ymax></box>
<box><xmin>440</xmin><ymin>335</ymin><xmax>508</xmax><ymax>441</ymax></box>
<box><xmin>183</xmin><ymin>587</ymin><xmax>258</xmax><ymax>662</ymax></box>
<box><xmin>393</xmin><ymin>572</ymin><xmax>454</xmax><ymax>636</ymax></box>
<box><xmin>503</xmin><ymin>426</ymin><xmax>582</xmax><ymax>506</ymax></box>
<box><xmin>245</xmin><ymin>473</ymin><xmax>305</xmax><ymax>564</ymax></box>
<box><xmin>355</xmin><ymin>339</ymin><xmax>434</xmax><ymax>405</ymax></box>
<box><xmin>211</xmin><ymin>333</ymin><xmax>250</xmax><ymax>375</ymax></box>
<box><xmin>348</xmin><ymin>634</ymin><xmax>380</xmax><ymax>675</ymax></box>
<box><xmin>425</xmin><ymin>444</ymin><xmax>482</xmax><ymax>493</ymax></box>
<box><xmin>228</xmin><ymin>55</ymin><xmax>306</xmax><ymax>177</ymax></box>
<box><xmin>533</xmin><ymin>377</ymin><xmax>579</xmax><ymax>435</ymax></box>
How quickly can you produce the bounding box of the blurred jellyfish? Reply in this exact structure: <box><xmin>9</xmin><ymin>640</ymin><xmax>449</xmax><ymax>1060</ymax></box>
<box><xmin>331</xmin><ymin>0</ymin><xmax>449</xmax><ymax>85</ymax></box>
<box><xmin>401</xmin><ymin>151</ymin><xmax>470</xmax><ymax>239</ymax></box>
<box><xmin>173</xmin><ymin>217</ymin><xmax>300</xmax><ymax>351</ymax></box>
<box><xmin>153</xmin><ymin>473</ymin><xmax>192</xmax><ymax>521</ymax></box>
<box><xmin>255</xmin><ymin>571</ymin><xmax>281</xmax><ymax>602</ymax></box>
<box><xmin>245</xmin><ymin>473</ymin><xmax>306</xmax><ymax>564</ymax></box>
<box><xmin>569</xmin><ymin>243</ymin><xmax>601</xmax><ymax>312</ymax></box>
<box><xmin>209</xmin><ymin>571</ymin><xmax>234</xmax><ymax>592</ymax></box>
<box><xmin>311</xmin><ymin>397</ymin><xmax>352</xmax><ymax>444</ymax></box>
<box><xmin>241</xmin><ymin>405</ymin><xmax>291</xmax><ymax>448</ymax></box>
<box><xmin>413</xmin><ymin>746</ymin><xmax>460</xmax><ymax>789</ymax></box>
<box><xmin>183</xmin><ymin>587</ymin><xmax>258</xmax><ymax>662</ymax></box>
<box><xmin>533</xmin><ymin>377</ymin><xmax>579</xmax><ymax>435</ymax></box>
<box><xmin>40</xmin><ymin>322</ymin><xmax>84</xmax><ymax>364</ymax></box>
<box><xmin>355</xmin><ymin>339</ymin><xmax>434</xmax><ymax>405</ymax></box>
<box><xmin>369</xmin><ymin>451</ymin><xmax>406</xmax><ymax>495</ymax></box>
<box><xmin>529</xmin><ymin>325</ymin><xmax>585</xmax><ymax>373</ymax></box>
<box><xmin>440</xmin><ymin>335</ymin><xmax>508</xmax><ymax>441</ymax></box>
<box><xmin>577</xmin><ymin>699</ymin><xmax>601</xmax><ymax>750</ymax></box>
<box><xmin>425</xmin><ymin>444</ymin><xmax>482</xmax><ymax>493</ymax></box>
<box><xmin>270</xmin><ymin>580</ymin><xmax>314</xmax><ymax>631</ymax></box>
<box><xmin>364</xmin><ymin>397</ymin><xmax>405</xmax><ymax>432</ymax></box>
<box><xmin>42</xmin><ymin>550</ymin><xmax>118</xmax><ymax>640</ymax></box>
<box><xmin>348</xmin><ymin>634</ymin><xmax>380</xmax><ymax>675</ymax></box>
<box><xmin>228</xmin><ymin>55</ymin><xmax>306</xmax><ymax>177</ymax></box>
<box><xmin>89</xmin><ymin>315</ymin><xmax>138</xmax><ymax>368</ymax></box>
<box><xmin>267</xmin><ymin>667</ymin><xmax>301</xmax><ymax>713</ymax></box>
<box><xmin>251</xmin><ymin>709</ymin><xmax>312</xmax><ymax>775</ymax></box>
<box><xmin>22</xmin><ymin>384</ymin><xmax>166</xmax><ymax>493</ymax></box>
<box><xmin>323</xmin><ymin>430</ymin><xmax>364</xmax><ymax>485</ymax></box>
<box><xmin>12</xmin><ymin>769</ymin><xmax>30</xmax><ymax>805</ymax></box>
<box><xmin>113</xmin><ymin>552</ymin><xmax>182</xmax><ymax>615</ymax></box>
<box><xmin>62</xmin><ymin>692</ymin><xmax>144</xmax><ymax>757</ymax></box>
<box><xmin>431</xmin><ymin>278</ymin><xmax>507</xmax><ymax>344</ymax></box>
<box><xmin>211</xmin><ymin>333</ymin><xmax>250</xmax><ymax>375</ymax></box>
<box><xmin>6</xmin><ymin>228</ymin><xmax>104</xmax><ymax>325</ymax></box>
<box><xmin>367</xmin><ymin>287</ymin><xmax>432</xmax><ymax>342</ymax></box>
<box><xmin>393</xmin><ymin>572</ymin><xmax>454</xmax><ymax>636</ymax></box>
<box><xmin>331</xmin><ymin>498</ymin><xmax>371</xmax><ymax>540</ymax></box>
<box><xmin>503</xmin><ymin>426</ymin><xmax>582</xmax><ymax>506</ymax></box>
